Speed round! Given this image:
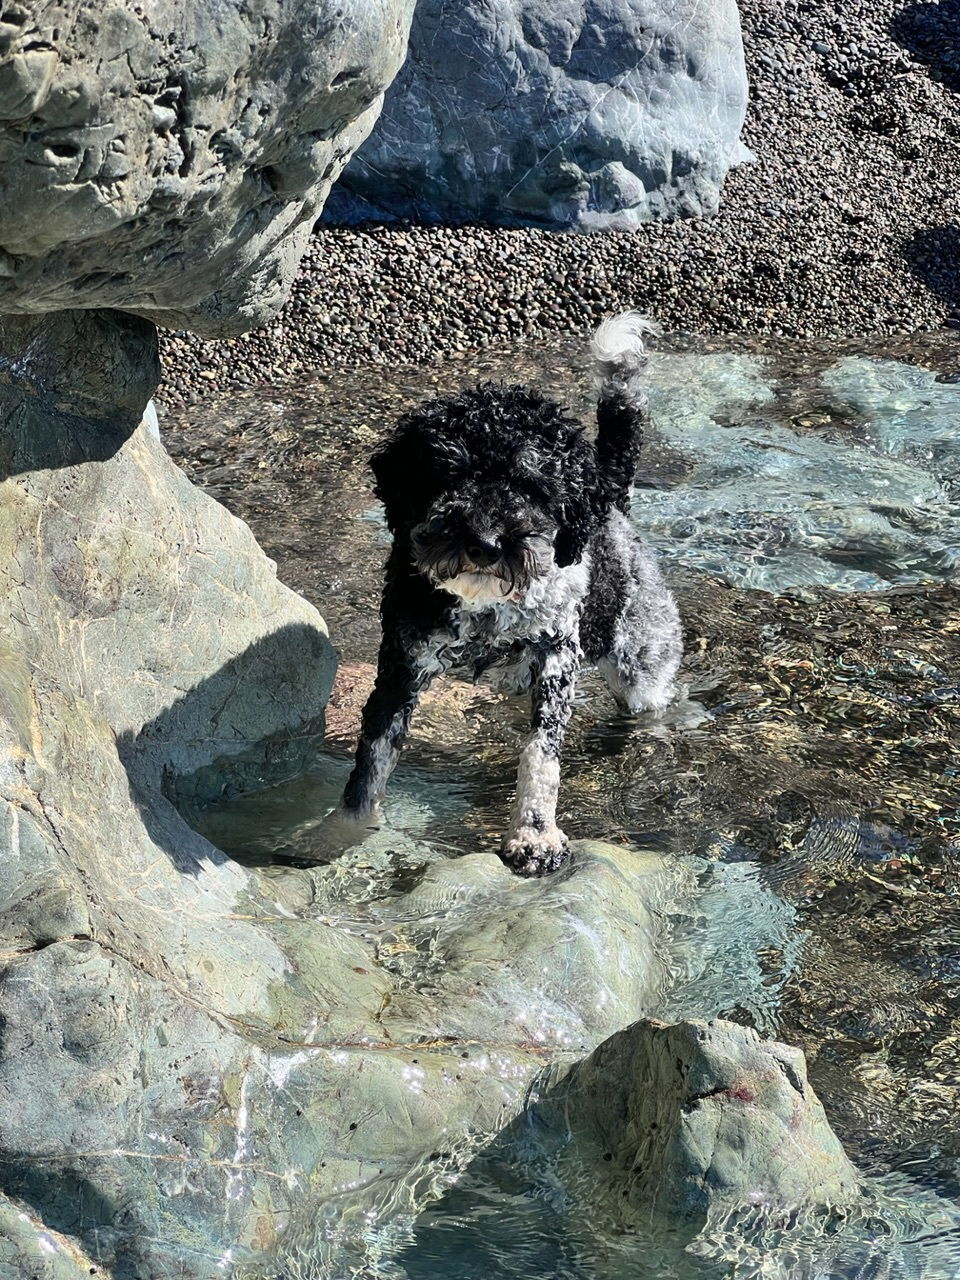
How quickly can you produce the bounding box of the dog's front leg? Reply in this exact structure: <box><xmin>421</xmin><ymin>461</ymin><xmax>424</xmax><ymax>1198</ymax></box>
<box><xmin>341</xmin><ymin>644</ymin><xmax>431</xmax><ymax>823</ymax></box>
<box><xmin>501</xmin><ymin>639</ymin><xmax>580</xmax><ymax>877</ymax></box>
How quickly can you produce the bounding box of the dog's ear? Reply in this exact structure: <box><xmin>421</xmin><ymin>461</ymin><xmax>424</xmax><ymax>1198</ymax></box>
<box><xmin>370</xmin><ymin>419</ymin><xmax>440</xmax><ymax>533</ymax></box>
<box><xmin>553</xmin><ymin>439</ymin><xmax>602</xmax><ymax>568</ymax></box>
<box><xmin>554</xmin><ymin>493</ymin><xmax>596</xmax><ymax>567</ymax></box>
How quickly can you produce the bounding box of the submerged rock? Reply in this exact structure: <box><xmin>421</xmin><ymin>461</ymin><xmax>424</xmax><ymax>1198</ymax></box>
<box><xmin>318</xmin><ymin>839</ymin><xmax>680</xmax><ymax>1050</ymax></box>
<box><xmin>392</xmin><ymin>1018</ymin><xmax>873</xmax><ymax>1280</ymax></box>
<box><xmin>635</xmin><ymin>351</ymin><xmax>960</xmax><ymax>592</ymax></box>
<box><xmin>544</xmin><ymin>1017</ymin><xmax>860</xmax><ymax>1222</ymax></box>
<box><xmin>327</xmin><ymin>0</ymin><xmax>749</xmax><ymax>228</ymax></box>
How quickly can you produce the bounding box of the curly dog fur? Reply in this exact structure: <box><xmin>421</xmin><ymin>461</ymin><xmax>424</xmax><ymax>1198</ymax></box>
<box><xmin>342</xmin><ymin>313</ymin><xmax>682</xmax><ymax>876</ymax></box>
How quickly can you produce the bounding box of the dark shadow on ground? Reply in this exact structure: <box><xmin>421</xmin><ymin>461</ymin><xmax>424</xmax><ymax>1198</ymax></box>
<box><xmin>116</xmin><ymin>621</ymin><xmax>334</xmax><ymax>876</ymax></box>
<box><xmin>903</xmin><ymin>225</ymin><xmax>960</xmax><ymax>315</ymax></box>
<box><xmin>891</xmin><ymin>0</ymin><xmax>960</xmax><ymax>94</ymax></box>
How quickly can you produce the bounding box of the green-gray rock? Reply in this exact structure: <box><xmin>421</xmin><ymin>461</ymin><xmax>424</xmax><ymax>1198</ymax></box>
<box><xmin>0</xmin><ymin>1193</ymin><xmax>98</xmax><ymax>1279</ymax></box>
<box><xmin>539</xmin><ymin>1017</ymin><xmax>861</xmax><ymax>1223</ymax></box>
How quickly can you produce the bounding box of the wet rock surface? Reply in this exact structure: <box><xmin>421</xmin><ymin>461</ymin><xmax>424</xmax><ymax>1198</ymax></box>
<box><xmin>401</xmin><ymin>1019</ymin><xmax>954</xmax><ymax>1279</ymax></box>
<box><xmin>0</xmin><ymin>1193</ymin><xmax>97</xmax><ymax>1279</ymax></box>
<box><xmin>544</xmin><ymin>1017</ymin><xmax>860</xmax><ymax>1221</ymax></box>
<box><xmin>325</xmin><ymin>0</ymin><xmax>748</xmax><ymax>229</ymax></box>
<box><xmin>158</xmin><ymin>336</ymin><xmax>960</xmax><ymax>1273</ymax></box>
<box><xmin>0</xmin><ymin>0</ymin><xmax>415</xmax><ymax>335</ymax></box>
<box><xmin>636</xmin><ymin>350</ymin><xmax>960</xmax><ymax>592</ymax></box>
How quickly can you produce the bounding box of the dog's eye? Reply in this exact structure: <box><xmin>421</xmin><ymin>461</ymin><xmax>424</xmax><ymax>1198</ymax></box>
<box><xmin>427</xmin><ymin>514</ymin><xmax>445</xmax><ymax>533</ymax></box>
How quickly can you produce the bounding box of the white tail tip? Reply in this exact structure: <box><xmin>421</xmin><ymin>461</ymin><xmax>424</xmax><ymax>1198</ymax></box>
<box><xmin>590</xmin><ymin>311</ymin><xmax>660</xmax><ymax>365</ymax></box>
<box><xmin>590</xmin><ymin>311</ymin><xmax>659</xmax><ymax>398</ymax></box>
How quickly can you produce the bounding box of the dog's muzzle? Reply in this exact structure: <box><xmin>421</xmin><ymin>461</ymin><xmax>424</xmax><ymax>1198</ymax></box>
<box><xmin>439</xmin><ymin>569</ymin><xmax>517</xmax><ymax>603</ymax></box>
<box><xmin>411</xmin><ymin>526</ymin><xmax>552</xmax><ymax>602</ymax></box>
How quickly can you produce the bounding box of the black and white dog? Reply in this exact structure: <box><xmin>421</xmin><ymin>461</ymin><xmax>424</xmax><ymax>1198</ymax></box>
<box><xmin>340</xmin><ymin>314</ymin><xmax>682</xmax><ymax>876</ymax></box>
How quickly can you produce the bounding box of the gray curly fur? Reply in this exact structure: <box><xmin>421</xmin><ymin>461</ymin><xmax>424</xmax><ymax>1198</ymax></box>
<box><xmin>342</xmin><ymin>314</ymin><xmax>682</xmax><ymax>876</ymax></box>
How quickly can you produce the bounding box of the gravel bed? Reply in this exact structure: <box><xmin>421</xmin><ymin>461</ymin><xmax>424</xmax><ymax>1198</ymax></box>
<box><xmin>158</xmin><ymin>0</ymin><xmax>960</xmax><ymax>408</ymax></box>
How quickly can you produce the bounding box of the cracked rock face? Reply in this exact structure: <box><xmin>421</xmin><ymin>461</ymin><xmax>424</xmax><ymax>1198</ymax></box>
<box><xmin>327</xmin><ymin>0</ymin><xmax>749</xmax><ymax>228</ymax></box>
<box><xmin>0</xmin><ymin>0</ymin><xmax>415</xmax><ymax>335</ymax></box>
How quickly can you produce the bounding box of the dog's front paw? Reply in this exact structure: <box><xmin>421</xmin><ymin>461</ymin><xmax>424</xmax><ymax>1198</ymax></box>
<box><xmin>501</xmin><ymin>826</ymin><xmax>570</xmax><ymax>877</ymax></box>
<box><xmin>300</xmin><ymin>804</ymin><xmax>381</xmax><ymax>861</ymax></box>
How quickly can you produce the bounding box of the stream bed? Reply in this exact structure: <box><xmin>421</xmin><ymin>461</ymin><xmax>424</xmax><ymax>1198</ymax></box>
<box><xmin>161</xmin><ymin>331</ymin><xmax>960</xmax><ymax>1278</ymax></box>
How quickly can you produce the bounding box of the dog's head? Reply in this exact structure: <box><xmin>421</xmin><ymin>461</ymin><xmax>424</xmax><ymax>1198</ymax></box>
<box><xmin>371</xmin><ymin>384</ymin><xmax>601</xmax><ymax>604</ymax></box>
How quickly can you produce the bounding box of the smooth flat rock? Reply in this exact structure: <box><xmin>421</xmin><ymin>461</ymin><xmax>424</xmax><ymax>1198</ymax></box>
<box><xmin>633</xmin><ymin>351</ymin><xmax>960</xmax><ymax>592</ymax></box>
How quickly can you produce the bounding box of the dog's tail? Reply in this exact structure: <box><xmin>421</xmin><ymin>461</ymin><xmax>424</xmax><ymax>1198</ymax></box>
<box><xmin>590</xmin><ymin>311</ymin><xmax>659</xmax><ymax>513</ymax></box>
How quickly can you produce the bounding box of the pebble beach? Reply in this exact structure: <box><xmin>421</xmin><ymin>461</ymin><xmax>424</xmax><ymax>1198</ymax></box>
<box><xmin>158</xmin><ymin>0</ymin><xmax>960</xmax><ymax>408</ymax></box>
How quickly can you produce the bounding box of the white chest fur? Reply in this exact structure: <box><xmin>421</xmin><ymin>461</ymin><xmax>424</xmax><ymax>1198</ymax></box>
<box><xmin>412</xmin><ymin>556</ymin><xmax>590</xmax><ymax>687</ymax></box>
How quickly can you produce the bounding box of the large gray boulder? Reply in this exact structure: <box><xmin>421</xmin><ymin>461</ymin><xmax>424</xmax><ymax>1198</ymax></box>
<box><xmin>0</xmin><ymin>0</ymin><xmax>414</xmax><ymax>335</ymax></box>
<box><xmin>327</xmin><ymin>0</ymin><xmax>750</xmax><ymax>228</ymax></box>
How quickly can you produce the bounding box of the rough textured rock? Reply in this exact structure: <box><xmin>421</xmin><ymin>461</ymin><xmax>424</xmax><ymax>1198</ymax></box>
<box><xmin>0</xmin><ymin>311</ymin><xmax>335</xmax><ymax>1274</ymax></box>
<box><xmin>397</xmin><ymin>1017</ymin><xmax>868</xmax><ymax>1276</ymax></box>
<box><xmin>0</xmin><ymin>1194</ymin><xmax>97</xmax><ymax>1279</ymax></box>
<box><xmin>326</xmin><ymin>0</ymin><xmax>749</xmax><ymax>229</ymax></box>
<box><xmin>539</xmin><ymin>1017</ymin><xmax>861</xmax><ymax>1221</ymax></box>
<box><xmin>0</xmin><ymin>0</ymin><xmax>415</xmax><ymax>335</ymax></box>
<box><xmin>0</xmin><ymin>314</ymin><xmax>683</xmax><ymax>1280</ymax></box>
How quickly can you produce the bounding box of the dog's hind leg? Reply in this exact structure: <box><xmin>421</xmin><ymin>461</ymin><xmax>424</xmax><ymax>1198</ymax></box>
<box><xmin>342</xmin><ymin>643</ymin><xmax>432</xmax><ymax>822</ymax></box>
<box><xmin>501</xmin><ymin>638</ymin><xmax>580</xmax><ymax>877</ymax></box>
<box><xmin>599</xmin><ymin>553</ymin><xmax>682</xmax><ymax>716</ymax></box>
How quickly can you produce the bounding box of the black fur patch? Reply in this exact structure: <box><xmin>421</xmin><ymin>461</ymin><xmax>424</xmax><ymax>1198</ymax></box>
<box><xmin>580</xmin><ymin>524</ymin><xmax>630</xmax><ymax>662</ymax></box>
<box><xmin>371</xmin><ymin>383</ymin><xmax>603</xmax><ymax>573</ymax></box>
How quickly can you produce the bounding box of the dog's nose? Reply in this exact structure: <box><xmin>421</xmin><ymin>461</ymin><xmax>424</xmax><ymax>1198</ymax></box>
<box><xmin>465</xmin><ymin>533</ymin><xmax>501</xmax><ymax>567</ymax></box>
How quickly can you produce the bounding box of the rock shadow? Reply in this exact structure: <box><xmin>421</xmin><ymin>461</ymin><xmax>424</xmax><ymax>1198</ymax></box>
<box><xmin>116</xmin><ymin>621</ymin><xmax>334</xmax><ymax>877</ymax></box>
<box><xmin>903</xmin><ymin>224</ymin><xmax>960</xmax><ymax>313</ymax></box>
<box><xmin>0</xmin><ymin>403</ymin><xmax>144</xmax><ymax>481</ymax></box>
<box><xmin>0</xmin><ymin>1165</ymin><xmax>120</xmax><ymax>1271</ymax></box>
<box><xmin>0</xmin><ymin>310</ymin><xmax>159</xmax><ymax>480</ymax></box>
<box><xmin>891</xmin><ymin>0</ymin><xmax>960</xmax><ymax>93</ymax></box>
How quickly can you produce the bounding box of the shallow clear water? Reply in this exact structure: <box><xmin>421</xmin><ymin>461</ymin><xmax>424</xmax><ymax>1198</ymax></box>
<box><xmin>162</xmin><ymin>332</ymin><xmax>960</xmax><ymax>1279</ymax></box>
